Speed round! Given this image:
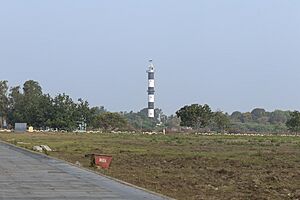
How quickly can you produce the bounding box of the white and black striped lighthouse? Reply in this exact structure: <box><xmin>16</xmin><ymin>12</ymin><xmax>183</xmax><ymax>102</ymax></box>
<box><xmin>147</xmin><ymin>60</ymin><xmax>155</xmax><ymax>118</ymax></box>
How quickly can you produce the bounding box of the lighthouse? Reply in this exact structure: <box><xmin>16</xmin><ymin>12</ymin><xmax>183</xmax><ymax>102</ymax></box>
<box><xmin>147</xmin><ymin>60</ymin><xmax>155</xmax><ymax>118</ymax></box>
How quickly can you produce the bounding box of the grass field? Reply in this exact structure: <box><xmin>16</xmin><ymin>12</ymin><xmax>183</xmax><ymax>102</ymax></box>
<box><xmin>0</xmin><ymin>132</ymin><xmax>299</xmax><ymax>200</ymax></box>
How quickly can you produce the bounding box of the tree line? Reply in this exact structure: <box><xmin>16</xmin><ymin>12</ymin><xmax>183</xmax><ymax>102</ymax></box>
<box><xmin>0</xmin><ymin>80</ymin><xmax>165</xmax><ymax>131</ymax></box>
<box><xmin>1</xmin><ymin>80</ymin><xmax>300</xmax><ymax>133</ymax></box>
<box><xmin>176</xmin><ymin>104</ymin><xmax>300</xmax><ymax>133</ymax></box>
<box><xmin>0</xmin><ymin>80</ymin><xmax>114</xmax><ymax>131</ymax></box>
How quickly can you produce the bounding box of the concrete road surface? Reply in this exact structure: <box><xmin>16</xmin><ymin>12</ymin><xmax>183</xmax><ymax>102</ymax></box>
<box><xmin>0</xmin><ymin>141</ymin><xmax>170</xmax><ymax>200</ymax></box>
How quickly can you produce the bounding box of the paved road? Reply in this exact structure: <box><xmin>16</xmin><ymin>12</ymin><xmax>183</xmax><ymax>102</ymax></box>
<box><xmin>0</xmin><ymin>141</ymin><xmax>170</xmax><ymax>200</ymax></box>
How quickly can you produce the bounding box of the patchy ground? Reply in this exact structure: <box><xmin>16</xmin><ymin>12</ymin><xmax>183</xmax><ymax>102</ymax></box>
<box><xmin>0</xmin><ymin>132</ymin><xmax>299</xmax><ymax>200</ymax></box>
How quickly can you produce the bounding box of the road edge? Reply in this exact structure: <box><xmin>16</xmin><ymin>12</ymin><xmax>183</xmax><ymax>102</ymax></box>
<box><xmin>0</xmin><ymin>139</ymin><xmax>175</xmax><ymax>200</ymax></box>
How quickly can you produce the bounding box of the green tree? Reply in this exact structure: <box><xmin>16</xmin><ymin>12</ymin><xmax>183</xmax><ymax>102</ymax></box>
<box><xmin>251</xmin><ymin>108</ymin><xmax>266</xmax><ymax>121</ymax></box>
<box><xmin>50</xmin><ymin>93</ymin><xmax>78</xmax><ymax>131</ymax></box>
<box><xmin>241</xmin><ymin>112</ymin><xmax>253</xmax><ymax>123</ymax></box>
<box><xmin>269</xmin><ymin>110</ymin><xmax>289</xmax><ymax>124</ymax></box>
<box><xmin>89</xmin><ymin>106</ymin><xmax>107</xmax><ymax>129</ymax></box>
<box><xmin>124</xmin><ymin>111</ymin><xmax>144</xmax><ymax>131</ymax></box>
<box><xmin>3</xmin><ymin>80</ymin><xmax>98</xmax><ymax>131</ymax></box>
<box><xmin>8</xmin><ymin>86</ymin><xmax>25</xmax><ymax>125</ymax></box>
<box><xmin>75</xmin><ymin>98</ymin><xmax>91</xmax><ymax>127</ymax></box>
<box><xmin>176</xmin><ymin>104</ymin><xmax>213</xmax><ymax>129</ymax></box>
<box><xmin>286</xmin><ymin>111</ymin><xmax>300</xmax><ymax>133</ymax></box>
<box><xmin>90</xmin><ymin>106</ymin><xmax>106</xmax><ymax>116</ymax></box>
<box><xmin>23</xmin><ymin>80</ymin><xmax>42</xmax><ymax>96</ymax></box>
<box><xmin>212</xmin><ymin>111</ymin><xmax>230</xmax><ymax>132</ymax></box>
<box><xmin>230</xmin><ymin>111</ymin><xmax>243</xmax><ymax>122</ymax></box>
<box><xmin>37</xmin><ymin>94</ymin><xmax>54</xmax><ymax>128</ymax></box>
<box><xmin>93</xmin><ymin>112</ymin><xmax>128</xmax><ymax>131</ymax></box>
<box><xmin>22</xmin><ymin>80</ymin><xmax>45</xmax><ymax>127</ymax></box>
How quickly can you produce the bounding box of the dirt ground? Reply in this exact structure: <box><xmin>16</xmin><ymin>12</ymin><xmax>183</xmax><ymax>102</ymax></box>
<box><xmin>0</xmin><ymin>132</ymin><xmax>299</xmax><ymax>200</ymax></box>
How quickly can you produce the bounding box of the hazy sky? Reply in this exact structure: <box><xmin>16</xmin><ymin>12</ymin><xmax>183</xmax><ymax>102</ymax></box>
<box><xmin>1</xmin><ymin>1</ymin><xmax>300</xmax><ymax>114</ymax></box>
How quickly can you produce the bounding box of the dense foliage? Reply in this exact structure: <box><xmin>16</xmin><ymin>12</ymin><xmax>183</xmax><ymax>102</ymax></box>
<box><xmin>229</xmin><ymin>109</ymin><xmax>291</xmax><ymax>133</ymax></box>
<box><xmin>92</xmin><ymin>112</ymin><xmax>129</xmax><ymax>131</ymax></box>
<box><xmin>286</xmin><ymin>111</ymin><xmax>300</xmax><ymax>132</ymax></box>
<box><xmin>0</xmin><ymin>80</ymin><xmax>120</xmax><ymax>131</ymax></box>
<box><xmin>0</xmin><ymin>80</ymin><xmax>299</xmax><ymax>133</ymax></box>
<box><xmin>175</xmin><ymin>104</ymin><xmax>295</xmax><ymax>133</ymax></box>
<box><xmin>0</xmin><ymin>80</ymin><xmax>166</xmax><ymax>132</ymax></box>
<box><xmin>176</xmin><ymin>104</ymin><xmax>213</xmax><ymax>129</ymax></box>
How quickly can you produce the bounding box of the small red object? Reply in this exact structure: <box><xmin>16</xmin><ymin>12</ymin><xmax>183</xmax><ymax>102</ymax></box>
<box><xmin>94</xmin><ymin>155</ymin><xmax>112</xmax><ymax>169</ymax></box>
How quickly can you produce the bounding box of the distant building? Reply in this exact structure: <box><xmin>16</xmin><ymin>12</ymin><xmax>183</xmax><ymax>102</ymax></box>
<box><xmin>15</xmin><ymin>123</ymin><xmax>27</xmax><ymax>133</ymax></box>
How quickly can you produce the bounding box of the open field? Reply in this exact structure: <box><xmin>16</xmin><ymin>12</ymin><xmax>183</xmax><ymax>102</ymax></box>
<box><xmin>0</xmin><ymin>132</ymin><xmax>299</xmax><ymax>200</ymax></box>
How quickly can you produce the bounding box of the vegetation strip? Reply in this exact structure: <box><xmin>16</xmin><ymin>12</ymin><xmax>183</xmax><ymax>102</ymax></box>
<box><xmin>1</xmin><ymin>80</ymin><xmax>300</xmax><ymax>133</ymax></box>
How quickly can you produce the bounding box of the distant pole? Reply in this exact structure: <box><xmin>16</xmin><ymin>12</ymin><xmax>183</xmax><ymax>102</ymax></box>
<box><xmin>147</xmin><ymin>60</ymin><xmax>155</xmax><ymax>118</ymax></box>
